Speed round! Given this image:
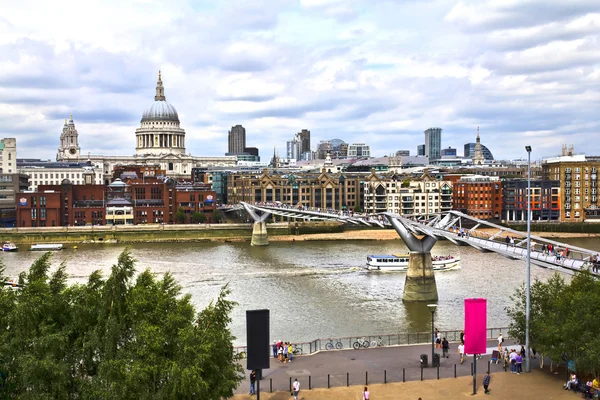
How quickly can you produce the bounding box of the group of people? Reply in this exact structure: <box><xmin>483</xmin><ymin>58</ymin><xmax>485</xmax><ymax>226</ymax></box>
<box><xmin>272</xmin><ymin>340</ymin><xmax>295</xmax><ymax>363</ymax></box>
<box><xmin>564</xmin><ymin>372</ymin><xmax>600</xmax><ymax>395</ymax></box>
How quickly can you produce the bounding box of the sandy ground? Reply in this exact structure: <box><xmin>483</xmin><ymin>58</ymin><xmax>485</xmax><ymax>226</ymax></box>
<box><xmin>233</xmin><ymin>369</ymin><xmax>574</xmax><ymax>399</ymax></box>
<box><xmin>269</xmin><ymin>228</ymin><xmax>598</xmax><ymax>242</ymax></box>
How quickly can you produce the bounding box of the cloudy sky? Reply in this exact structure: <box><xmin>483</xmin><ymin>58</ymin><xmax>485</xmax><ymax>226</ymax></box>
<box><xmin>1</xmin><ymin>0</ymin><xmax>599</xmax><ymax>161</ymax></box>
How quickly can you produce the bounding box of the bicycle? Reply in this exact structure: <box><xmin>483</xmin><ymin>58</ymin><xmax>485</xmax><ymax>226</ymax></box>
<box><xmin>325</xmin><ymin>339</ymin><xmax>343</xmax><ymax>351</ymax></box>
<box><xmin>292</xmin><ymin>345</ymin><xmax>302</xmax><ymax>355</ymax></box>
<box><xmin>370</xmin><ymin>336</ymin><xmax>385</xmax><ymax>348</ymax></box>
<box><xmin>353</xmin><ymin>337</ymin><xmax>370</xmax><ymax>349</ymax></box>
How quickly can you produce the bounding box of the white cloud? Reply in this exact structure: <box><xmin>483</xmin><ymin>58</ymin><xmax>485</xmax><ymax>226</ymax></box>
<box><xmin>0</xmin><ymin>0</ymin><xmax>599</xmax><ymax>161</ymax></box>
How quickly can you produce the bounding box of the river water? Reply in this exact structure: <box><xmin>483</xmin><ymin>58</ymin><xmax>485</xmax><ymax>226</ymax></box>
<box><xmin>3</xmin><ymin>237</ymin><xmax>599</xmax><ymax>345</ymax></box>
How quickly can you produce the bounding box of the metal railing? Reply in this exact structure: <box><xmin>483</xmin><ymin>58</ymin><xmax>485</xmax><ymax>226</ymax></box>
<box><xmin>233</xmin><ymin>327</ymin><xmax>507</xmax><ymax>358</ymax></box>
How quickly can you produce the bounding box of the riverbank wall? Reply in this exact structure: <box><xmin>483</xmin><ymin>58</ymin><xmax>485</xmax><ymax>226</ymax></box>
<box><xmin>504</xmin><ymin>222</ymin><xmax>600</xmax><ymax>234</ymax></box>
<box><xmin>0</xmin><ymin>221</ymin><xmax>346</xmax><ymax>244</ymax></box>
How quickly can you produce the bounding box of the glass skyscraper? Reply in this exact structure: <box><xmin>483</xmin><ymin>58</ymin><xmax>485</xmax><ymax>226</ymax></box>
<box><xmin>424</xmin><ymin>128</ymin><xmax>442</xmax><ymax>161</ymax></box>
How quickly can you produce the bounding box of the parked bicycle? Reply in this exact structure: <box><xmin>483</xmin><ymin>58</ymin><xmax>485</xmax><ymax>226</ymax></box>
<box><xmin>353</xmin><ymin>337</ymin><xmax>370</xmax><ymax>349</ymax></box>
<box><xmin>325</xmin><ymin>339</ymin><xmax>343</xmax><ymax>350</ymax></box>
<box><xmin>292</xmin><ymin>345</ymin><xmax>302</xmax><ymax>355</ymax></box>
<box><xmin>370</xmin><ymin>336</ymin><xmax>385</xmax><ymax>348</ymax></box>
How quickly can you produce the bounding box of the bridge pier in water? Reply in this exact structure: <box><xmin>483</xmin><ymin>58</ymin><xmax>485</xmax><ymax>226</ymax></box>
<box><xmin>386</xmin><ymin>216</ymin><xmax>438</xmax><ymax>302</ymax></box>
<box><xmin>242</xmin><ymin>203</ymin><xmax>271</xmax><ymax>246</ymax></box>
<box><xmin>251</xmin><ymin>221</ymin><xmax>269</xmax><ymax>246</ymax></box>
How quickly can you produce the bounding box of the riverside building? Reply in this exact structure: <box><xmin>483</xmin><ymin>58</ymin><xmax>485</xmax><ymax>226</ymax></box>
<box><xmin>363</xmin><ymin>170</ymin><xmax>452</xmax><ymax>216</ymax></box>
<box><xmin>542</xmin><ymin>146</ymin><xmax>600</xmax><ymax>222</ymax></box>
<box><xmin>452</xmin><ymin>175</ymin><xmax>503</xmax><ymax>220</ymax></box>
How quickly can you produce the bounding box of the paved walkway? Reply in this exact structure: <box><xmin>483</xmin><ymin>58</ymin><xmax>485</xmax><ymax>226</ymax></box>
<box><xmin>236</xmin><ymin>339</ymin><xmax>530</xmax><ymax>394</ymax></box>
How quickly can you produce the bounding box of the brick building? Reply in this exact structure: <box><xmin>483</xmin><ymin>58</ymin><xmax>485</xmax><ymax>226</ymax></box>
<box><xmin>452</xmin><ymin>175</ymin><xmax>503</xmax><ymax>220</ymax></box>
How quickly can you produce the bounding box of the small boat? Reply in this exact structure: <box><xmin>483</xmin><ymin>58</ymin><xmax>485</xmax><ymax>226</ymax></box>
<box><xmin>2</xmin><ymin>241</ymin><xmax>18</xmax><ymax>252</ymax></box>
<box><xmin>30</xmin><ymin>243</ymin><xmax>64</xmax><ymax>251</ymax></box>
<box><xmin>366</xmin><ymin>254</ymin><xmax>460</xmax><ymax>271</ymax></box>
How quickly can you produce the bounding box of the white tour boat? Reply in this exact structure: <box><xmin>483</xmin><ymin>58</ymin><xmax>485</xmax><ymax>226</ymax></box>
<box><xmin>366</xmin><ymin>254</ymin><xmax>460</xmax><ymax>271</ymax></box>
<box><xmin>30</xmin><ymin>243</ymin><xmax>64</xmax><ymax>251</ymax></box>
<box><xmin>2</xmin><ymin>241</ymin><xmax>18</xmax><ymax>252</ymax></box>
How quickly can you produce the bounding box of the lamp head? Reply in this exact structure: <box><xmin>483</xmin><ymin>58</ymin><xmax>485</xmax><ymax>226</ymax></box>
<box><xmin>525</xmin><ymin>145</ymin><xmax>532</xmax><ymax>153</ymax></box>
<box><xmin>427</xmin><ymin>304</ymin><xmax>437</xmax><ymax>312</ymax></box>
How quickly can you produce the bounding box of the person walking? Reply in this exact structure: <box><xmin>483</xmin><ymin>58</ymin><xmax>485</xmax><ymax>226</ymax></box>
<box><xmin>483</xmin><ymin>372</ymin><xmax>491</xmax><ymax>394</ymax></box>
<box><xmin>278</xmin><ymin>345</ymin><xmax>283</xmax><ymax>363</ymax></box>
<box><xmin>249</xmin><ymin>370</ymin><xmax>256</xmax><ymax>395</ymax></box>
<box><xmin>272</xmin><ymin>341</ymin><xmax>278</xmax><ymax>359</ymax></box>
<box><xmin>363</xmin><ymin>386</ymin><xmax>370</xmax><ymax>399</ymax></box>
<box><xmin>497</xmin><ymin>332</ymin><xmax>504</xmax><ymax>351</ymax></box>
<box><xmin>460</xmin><ymin>330</ymin><xmax>465</xmax><ymax>345</ymax></box>
<box><xmin>283</xmin><ymin>341</ymin><xmax>289</xmax><ymax>363</ymax></box>
<box><xmin>442</xmin><ymin>337</ymin><xmax>450</xmax><ymax>358</ymax></box>
<box><xmin>458</xmin><ymin>343</ymin><xmax>465</xmax><ymax>364</ymax></box>
<box><xmin>288</xmin><ymin>343</ymin><xmax>294</xmax><ymax>363</ymax></box>
<box><xmin>515</xmin><ymin>352</ymin><xmax>523</xmax><ymax>374</ymax></box>
<box><xmin>292</xmin><ymin>378</ymin><xmax>300</xmax><ymax>400</ymax></box>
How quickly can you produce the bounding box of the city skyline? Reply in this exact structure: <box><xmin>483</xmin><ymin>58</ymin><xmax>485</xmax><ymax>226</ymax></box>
<box><xmin>1</xmin><ymin>0</ymin><xmax>598</xmax><ymax>161</ymax></box>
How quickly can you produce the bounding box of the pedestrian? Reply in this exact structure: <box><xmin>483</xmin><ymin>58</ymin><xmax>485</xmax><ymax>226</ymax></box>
<box><xmin>483</xmin><ymin>371</ymin><xmax>491</xmax><ymax>394</ymax></box>
<box><xmin>288</xmin><ymin>342</ymin><xmax>294</xmax><ymax>362</ymax></box>
<box><xmin>460</xmin><ymin>330</ymin><xmax>465</xmax><ymax>345</ymax></box>
<box><xmin>516</xmin><ymin>352</ymin><xmax>523</xmax><ymax>374</ymax></box>
<box><xmin>292</xmin><ymin>378</ymin><xmax>300</xmax><ymax>400</ymax></box>
<box><xmin>272</xmin><ymin>341</ymin><xmax>278</xmax><ymax>359</ymax></box>
<box><xmin>442</xmin><ymin>337</ymin><xmax>449</xmax><ymax>358</ymax></box>
<box><xmin>497</xmin><ymin>332</ymin><xmax>504</xmax><ymax>351</ymax></box>
<box><xmin>435</xmin><ymin>328</ymin><xmax>441</xmax><ymax>349</ymax></box>
<box><xmin>363</xmin><ymin>386</ymin><xmax>370</xmax><ymax>399</ymax></box>
<box><xmin>505</xmin><ymin>235</ymin><xmax>510</xmax><ymax>246</ymax></box>
<box><xmin>278</xmin><ymin>345</ymin><xmax>283</xmax><ymax>363</ymax></box>
<box><xmin>510</xmin><ymin>349</ymin><xmax>517</xmax><ymax>373</ymax></box>
<box><xmin>458</xmin><ymin>343</ymin><xmax>465</xmax><ymax>364</ymax></box>
<box><xmin>283</xmin><ymin>341</ymin><xmax>289</xmax><ymax>363</ymax></box>
<box><xmin>249</xmin><ymin>370</ymin><xmax>256</xmax><ymax>395</ymax></box>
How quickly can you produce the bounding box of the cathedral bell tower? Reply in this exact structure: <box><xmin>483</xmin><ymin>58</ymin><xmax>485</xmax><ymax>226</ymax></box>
<box><xmin>57</xmin><ymin>114</ymin><xmax>81</xmax><ymax>161</ymax></box>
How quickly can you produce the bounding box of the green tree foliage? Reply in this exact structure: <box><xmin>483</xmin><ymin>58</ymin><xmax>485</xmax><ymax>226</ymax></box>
<box><xmin>0</xmin><ymin>250</ymin><xmax>243</xmax><ymax>399</ymax></box>
<box><xmin>191</xmin><ymin>212</ymin><xmax>206</xmax><ymax>224</ymax></box>
<box><xmin>175</xmin><ymin>207</ymin><xmax>186</xmax><ymax>224</ymax></box>
<box><xmin>354</xmin><ymin>204</ymin><xmax>362</xmax><ymax>213</ymax></box>
<box><xmin>212</xmin><ymin>212</ymin><xmax>222</xmax><ymax>223</ymax></box>
<box><xmin>506</xmin><ymin>270</ymin><xmax>600</xmax><ymax>376</ymax></box>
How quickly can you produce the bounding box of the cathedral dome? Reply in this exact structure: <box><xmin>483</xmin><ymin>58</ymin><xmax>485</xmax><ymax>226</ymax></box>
<box><xmin>141</xmin><ymin>101</ymin><xmax>179</xmax><ymax>123</ymax></box>
<box><xmin>140</xmin><ymin>71</ymin><xmax>180</xmax><ymax>123</ymax></box>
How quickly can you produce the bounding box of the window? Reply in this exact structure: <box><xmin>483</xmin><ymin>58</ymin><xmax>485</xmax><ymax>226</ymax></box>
<box><xmin>31</xmin><ymin>209</ymin><xmax>37</xmax><ymax>219</ymax></box>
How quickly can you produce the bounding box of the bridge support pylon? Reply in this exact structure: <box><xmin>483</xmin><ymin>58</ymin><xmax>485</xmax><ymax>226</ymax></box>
<box><xmin>251</xmin><ymin>221</ymin><xmax>269</xmax><ymax>246</ymax></box>
<box><xmin>385</xmin><ymin>215</ymin><xmax>438</xmax><ymax>302</ymax></box>
<box><xmin>242</xmin><ymin>203</ymin><xmax>271</xmax><ymax>246</ymax></box>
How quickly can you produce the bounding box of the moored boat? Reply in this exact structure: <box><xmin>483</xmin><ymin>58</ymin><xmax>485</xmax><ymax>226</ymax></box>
<box><xmin>2</xmin><ymin>241</ymin><xmax>18</xmax><ymax>252</ymax></box>
<box><xmin>366</xmin><ymin>254</ymin><xmax>460</xmax><ymax>271</ymax></box>
<box><xmin>30</xmin><ymin>243</ymin><xmax>64</xmax><ymax>251</ymax></box>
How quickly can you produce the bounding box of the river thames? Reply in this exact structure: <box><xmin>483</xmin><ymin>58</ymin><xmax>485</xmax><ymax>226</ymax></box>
<box><xmin>3</xmin><ymin>236</ymin><xmax>599</xmax><ymax>345</ymax></box>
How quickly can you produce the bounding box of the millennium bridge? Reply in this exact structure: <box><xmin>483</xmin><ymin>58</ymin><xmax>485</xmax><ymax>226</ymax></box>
<box><xmin>222</xmin><ymin>202</ymin><xmax>599</xmax><ymax>302</ymax></box>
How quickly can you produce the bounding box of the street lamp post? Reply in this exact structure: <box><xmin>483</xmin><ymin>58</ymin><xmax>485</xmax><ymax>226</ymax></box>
<box><xmin>427</xmin><ymin>304</ymin><xmax>437</xmax><ymax>367</ymax></box>
<box><xmin>525</xmin><ymin>145</ymin><xmax>532</xmax><ymax>373</ymax></box>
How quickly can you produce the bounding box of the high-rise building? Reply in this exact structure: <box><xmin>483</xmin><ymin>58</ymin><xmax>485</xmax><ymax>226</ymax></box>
<box><xmin>228</xmin><ymin>125</ymin><xmax>246</xmax><ymax>154</ymax></box>
<box><xmin>0</xmin><ymin>138</ymin><xmax>17</xmax><ymax>174</ymax></box>
<box><xmin>417</xmin><ymin>144</ymin><xmax>425</xmax><ymax>156</ymax></box>
<box><xmin>298</xmin><ymin>129</ymin><xmax>311</xmax><ymax>154</ymax></box>
<box><xmin>424</xmin><ymin>128</ymin><xmax>442</xmax><ymax>161</ymax></box>
<box><xmin>286</xmin><ymin>139</ymin><xmax>299</xmax><ymax>160</ymax></box>
<box><xmin>396</xmin><ymin>150</ymin><xmax>410</xmax><ymax>157</ymax></box>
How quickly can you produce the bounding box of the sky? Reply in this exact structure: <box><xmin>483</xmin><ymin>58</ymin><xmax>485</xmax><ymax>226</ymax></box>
<box><xmin>1</xmin><ymin>0</ymin><xmax>599</xmax><ymax>162</ymax></box>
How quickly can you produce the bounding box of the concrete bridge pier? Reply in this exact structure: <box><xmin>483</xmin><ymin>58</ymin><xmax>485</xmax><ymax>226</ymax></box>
<box><xmin>242</xmin><ymin>203</ymin><xmax>271</xmax><ymax>246</ymax></box>
<box><xmin>251</xmin><ymin>221</ymin><xmax>269</xmax><ymax>246</ymax></box>
<box><xmin>386</xmin><ymin>215</ymin><xmax>438</xmax><ymax>302</ymax></box>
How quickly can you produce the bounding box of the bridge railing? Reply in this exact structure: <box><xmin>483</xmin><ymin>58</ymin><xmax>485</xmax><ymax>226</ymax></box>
<box><xmin>233</xmin><ymin>327</ymin><xmax>507</xmax><ymax>358</ymax></box>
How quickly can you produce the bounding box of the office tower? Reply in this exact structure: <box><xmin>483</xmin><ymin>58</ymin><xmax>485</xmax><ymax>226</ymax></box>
<box><xmin>297</xmin><ymin>129</ymin><xmax>310</xmax><ymax>154</ymax></box>
<box><xmin>228</xmin><ymin>125</ymin><xmax>246</xmax><ymax>154</ymax></box>
<box><xmin>417</xmin><ymin>144</ymin><xmax>425</xmax><ymax>156</ymax></box>
<box><xmin>424</xmin><ymin>128</ymin><xmax>442</xmax><ymax>161</ymax></box>
<box><xmin>347</xmin><ymin>143</ymin><xmax>370</xmax><ymax>158</ymax></box>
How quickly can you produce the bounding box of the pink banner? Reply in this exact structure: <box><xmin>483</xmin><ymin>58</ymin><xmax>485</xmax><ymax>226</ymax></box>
<box><xmin>464</xmin><ymin>298</ymin><xmax>487</xmax><ymax>354</ymax></box>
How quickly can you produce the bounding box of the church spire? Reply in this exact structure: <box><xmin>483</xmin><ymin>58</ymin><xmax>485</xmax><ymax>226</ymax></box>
<box><xmin>155</xmin><ymin>70</ymin><xmax>166</xmax><ymax>101</ymax></box>
<box><xmin>476</xmin><ymin>126</ymin><xmax>480</xmax><ymax>142</ymax></box>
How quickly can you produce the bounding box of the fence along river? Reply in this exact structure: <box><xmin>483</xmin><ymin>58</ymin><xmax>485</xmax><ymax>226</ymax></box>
<box><xmin>3</xmin><ymin>237</ymin><xmax>599</xmax><ymax>345</ymax></box>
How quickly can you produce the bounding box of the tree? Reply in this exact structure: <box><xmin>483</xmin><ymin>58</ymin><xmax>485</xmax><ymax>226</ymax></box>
<box><xmin>506</xmin><ymin>270</ymin><xmax>600</xmax><ymax>376</ymax></box>
<box><xmin>192</xmin><ymin>212</ymin><xmax>206</xmax><ymax>224</ymax></box>
<box><xmin>175</xmin><ymin>207</ymin><xmax>186</xmax><ymax>224</ymax></box>
<box><xmin>212</xmin><ymin>212</ymin><xmax>222</xmax><ymax>223</ymax></box>
<box><xmin>354</xmin><ymin>204</ymin><xmax>362</xmax><ymax>213</ymax></box>
<box><xmin>0</xmin><ymin>250</ymin><xmax>243</xmax><ymax>399</ymax></box>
